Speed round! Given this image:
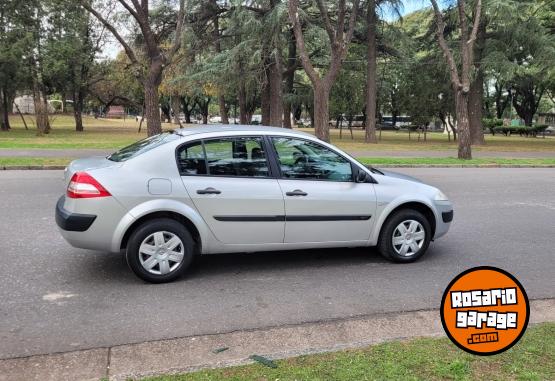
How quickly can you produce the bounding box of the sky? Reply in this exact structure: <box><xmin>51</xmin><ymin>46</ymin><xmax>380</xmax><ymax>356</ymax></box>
<box><xmin>383</xmin><ymin>0</ymin><xmax>430</xmax><ymax>21</ymax></box>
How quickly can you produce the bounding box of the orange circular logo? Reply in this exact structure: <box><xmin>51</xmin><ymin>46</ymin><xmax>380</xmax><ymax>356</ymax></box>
<box><xmin>440</xmin><ymin>266</ymin><xmax>529</xmax><ymax>355</ymax></box>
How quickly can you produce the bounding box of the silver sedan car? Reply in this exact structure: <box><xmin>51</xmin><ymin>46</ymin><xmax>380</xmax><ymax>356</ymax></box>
<box><xmin>56</xmin><ymin>126</ymin><xmax>453</xmax><ymax>283</ymax></box>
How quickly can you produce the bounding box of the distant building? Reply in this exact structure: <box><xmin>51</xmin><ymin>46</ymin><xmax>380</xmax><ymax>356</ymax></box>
<box><xmin>538</xmin><ymin>109</ymin><xmax>555</xmax><ymax>127</ymax></box>
<box><xmin>106</xmin><ymin>106</ymin><xmax>126</xmax><ymax>119</ymax></box>
<box><xmin>12</xmin><ymin>95</ymin><xmax>55</xmax><ymax>114</ymax></box>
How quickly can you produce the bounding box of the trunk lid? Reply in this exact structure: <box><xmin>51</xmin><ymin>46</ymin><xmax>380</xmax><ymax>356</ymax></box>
<box><xmin>64</xmin><ymin>156</ymin><xmax>121</xmax><ymax>185</ymax></box>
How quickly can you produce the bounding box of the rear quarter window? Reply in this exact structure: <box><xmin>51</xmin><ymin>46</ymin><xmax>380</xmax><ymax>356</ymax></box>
<box><xmin>108</xmin><ymin>132</ymin><xmax>180</xmax><ymax>162</ymax></box>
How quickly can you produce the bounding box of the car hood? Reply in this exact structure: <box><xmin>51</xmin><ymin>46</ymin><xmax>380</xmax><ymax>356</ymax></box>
<box><xmin>375</xmin><ymin>169</ymin><xmax>425</xmax><ymax>184</ymax></box>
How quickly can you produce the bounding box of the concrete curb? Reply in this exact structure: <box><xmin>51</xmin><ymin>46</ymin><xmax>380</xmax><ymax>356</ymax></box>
<box><xmin>2</xmin><ymin>164</ymin><xmax>555</xmax><ymax>170</ymax></box>
<box><xmin>1</xmin><ymin>298</ymin><xmax>553</xmax><ymax>381</ymax></box>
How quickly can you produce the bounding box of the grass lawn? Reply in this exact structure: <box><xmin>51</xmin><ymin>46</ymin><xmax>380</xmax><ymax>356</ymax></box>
<box><xmin>143</xmin><ymin>322</ymin><xmax>554</xmax><ymax>381</ymax></box>
<box><xmin>1</xmin><ymin>114</ymin><xmax>555</xmax><ymax>153</ymax></box>
<box><xmin>2</xmin><ymin>156</ymin><xmax>555</xmax><ymax>168</ymax></box>
<box><xmin>0</xmin><ymin>157</ymin><xmax>72</xmax><ymax>167</ymax></box>
<box><xmin>0</xmin><ymin>115</ymin><xmax>149</xmax><ymax>149</ymax></box>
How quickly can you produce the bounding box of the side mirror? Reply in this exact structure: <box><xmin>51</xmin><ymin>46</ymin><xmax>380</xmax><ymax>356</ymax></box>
<box><xmin>356</xmin><ymin>170</ymin><xmax>369</xmax><ymax>183</ymax></box>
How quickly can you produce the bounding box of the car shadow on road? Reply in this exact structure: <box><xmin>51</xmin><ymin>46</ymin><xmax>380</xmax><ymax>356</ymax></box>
<box><xmin>187</xmin><ymin>247</ymin><xmax>388</xmax><ymax>278</ymax></box>
<box><xmin>77</xmin><ymin>246</ymin><xmax>442</xmax><ymax>284</ymax></box>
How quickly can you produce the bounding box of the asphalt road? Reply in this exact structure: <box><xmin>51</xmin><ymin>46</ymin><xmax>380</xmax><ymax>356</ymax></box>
<box><xmin>1</xmin><ymin>168</ymin><xmax>554</xmax><ymax>359</ymax></box>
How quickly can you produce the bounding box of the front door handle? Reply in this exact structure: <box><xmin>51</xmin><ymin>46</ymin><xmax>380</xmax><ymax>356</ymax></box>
<box><xmin>286</xmin><ymin>189</ymin><xmax>308</xmax><ymax>197</ymax></box>
<box><xmin>197</xmin><ymin>187</ymin><xmax>221</xmax><ymax>195</ymax></box>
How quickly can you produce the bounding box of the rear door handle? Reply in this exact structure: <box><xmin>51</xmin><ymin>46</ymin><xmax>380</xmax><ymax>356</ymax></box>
<box><xmin>286</xmin><ymin>189</ymin><xmax>308</xmax><ymax>197</ymax></box>
<box><xmin>197</xmin><ymin>187</ymin><xmax>221</xmax><ymax>195</ymax></box>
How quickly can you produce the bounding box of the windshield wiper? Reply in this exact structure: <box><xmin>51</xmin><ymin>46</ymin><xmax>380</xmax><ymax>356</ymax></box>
<box><xmin>369</xmin><ymin>167</ymin><xmax>384</xmax><ymax>175</ymax></box>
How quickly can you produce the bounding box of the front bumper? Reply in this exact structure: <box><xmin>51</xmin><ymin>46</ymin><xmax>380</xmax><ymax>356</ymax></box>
<box><xmin>442</xmin><ymin>210</ymin><xmax>454</xmax><ymax>223</ymax></box>
<box><xmin>55</xmin><ymin>196</ymin><xmax>96</xmax><ymax>232</ymax></box>
<box><xmin>433</xmin><ymin>201</ymin><xmax>453</xmax><ymax>239</ymax></box>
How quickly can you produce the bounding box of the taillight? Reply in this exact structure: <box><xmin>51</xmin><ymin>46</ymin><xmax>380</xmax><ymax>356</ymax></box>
<box><xmin>67</xmin><ymin>172</ymin><xmax>111</xmax><ymax>199</ymax></box>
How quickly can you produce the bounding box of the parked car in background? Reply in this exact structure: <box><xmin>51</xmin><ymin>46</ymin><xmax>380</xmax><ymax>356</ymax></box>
<box><xmin>56</xmin><ymin>126</ymin><xmax>453</xmax><ymax>283</ymax></box>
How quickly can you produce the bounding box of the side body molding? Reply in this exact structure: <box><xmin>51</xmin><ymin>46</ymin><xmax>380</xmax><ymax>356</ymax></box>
<box><xmin>110</xmin><ymin>199</ymin><xmax>214</xmax><ymax>253</ymax></box>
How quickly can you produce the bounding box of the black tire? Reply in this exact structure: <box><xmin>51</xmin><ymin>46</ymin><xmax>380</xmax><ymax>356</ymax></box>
<box><xmin>377</xmin><ymin>209</ymin><xmax>432</xmax><ymax>263</ymax></box>
<box><xmin>126</xmin><ymin>218</ymin><xmax>195</xmax><ymax>283</ymax></box>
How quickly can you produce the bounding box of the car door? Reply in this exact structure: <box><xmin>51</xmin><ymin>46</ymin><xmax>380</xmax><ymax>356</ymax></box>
<box><xmin>271</xmin><ymin>136</ymin><xmax>377</xmax><ymax>244</ymax></box>
<box><xmin>177</xmin><ymin>136</ymin><xmax>285</xmax><ymax>245</ymax></box>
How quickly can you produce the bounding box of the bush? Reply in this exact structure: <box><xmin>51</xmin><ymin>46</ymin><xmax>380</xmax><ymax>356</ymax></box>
<box><xmin>493</xmin><ymin>124</ymin><xmax>548</xmax><ymax>137</ymax></box>
<box><xmin>482</xmin><ymin>119</ymin><xmax>503</xmax><ymax>134</ymax></box>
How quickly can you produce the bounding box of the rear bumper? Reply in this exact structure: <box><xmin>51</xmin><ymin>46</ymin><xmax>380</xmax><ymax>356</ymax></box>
<box><xmin>55</xmin><ymin>195</ymin><xmax>128</xmax><ymax>253</ymax></box>
<box><xmin>55</xmin><ymin>196</ymin><xmax>96</xmax><ymax>232</ymax></box>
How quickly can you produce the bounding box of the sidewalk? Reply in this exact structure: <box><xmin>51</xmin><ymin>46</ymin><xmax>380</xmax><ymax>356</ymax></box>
<box><xmin>1</xmin><ymin>298</ymin><xmax>553</xmax><ymax>381</ymax></box>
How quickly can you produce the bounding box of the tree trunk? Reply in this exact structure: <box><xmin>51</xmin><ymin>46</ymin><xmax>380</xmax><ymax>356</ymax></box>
<box><xmin>469</xmin><ymin>73</ymin><xmax>484</xmax><ymax>144</ymax></box>
<box><xmin>283</xmin><ymin>29</ymin><xmax>296</xmax><ymax>129</ymax></box>
<box><xmin>180</xmin><ymin>97</ymin><xmax>193</xmax><ymax>124</ymax></box>
<box><xmin>73</xmin><ymin>90</ymin><xmax>84</xmax><ymax>132</ymax></box>
<box><xmin>42</xmin><ymin>96</ymin><xmax>51</xmax><ymax>134</ymax></box>
<box><xmin>455</xmin><ymin>90</ymin><xmax>472</xmax><ymax>159</ymax></box>
<box><xmin>313</xmin><ymin>82</ymin><xmax>331</xmax><ymax>142</ymax></box>
<box><xmin>171</xmin><ymin>96</ymin><xmax>181</xmax><ymax>125</ymax></box>
<box><xmin>218</xmin><ymin>95</ymin><xmax>229</xmax><ymax>124</ymax></box>
<box><xmin>0</xmin><ymin>88</ymin><xmax>10</xmax><ymax>131</ymax></box>
<box><xmin>523</xmin><ymin>112</ymin><xmax>534</xmax><ymax>127</ymax></box>
<box><xmin>261</xmin><ymin>77</ymin><xmax>270</xmax><ymax>126</ymax></box>
<box><xmin>144</xmin><ymin>62</ymin><xmax>163</xmax><ymax>136</ymax></box>
<box><xmin>210</xmin><ymin>0</ymin><xmax>229</xmax><ymax>125</ymax></box>
<box><xmin>364</xmin><ymin>0</ymin><xmax>378</xmax><ymax>143</ymax></box>
<box><xmin>32</xmin><ymin>74</ymin><xmax>49</xmax><ymax>136</ymax></box>
<box><xmin>469</xmin><ymin>18</ymin><xmax>486</xmax><ymax>145</ymax></box>
<box><xmin>33</xmin><ymin>93</ymin><xmax>49</xmax><ymax>136</ymax></box>
<box><xmin>238</xmin><ymin>81</ymin><xmax>248</xmax><ymax>124</ymax></box>
<box><xmin>198</xmin><ymin>98</ymin><xmax>210</xmax><ymax>125</ymax></box>
<box><xmin>268</xmin><ymin>56</ymin><xmax>283</xmax><ymax>127</ymax></box>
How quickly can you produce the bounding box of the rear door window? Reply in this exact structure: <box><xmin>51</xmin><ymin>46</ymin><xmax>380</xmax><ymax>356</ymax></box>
<box><xmin>177</xmin><ymin>141</ymin><xmax>207</xmax><ymax>175</ymax></box>
<box><xmin>108</xmin><ymin>132</ymin><xmax>179</xmax><ymax>162</ymax></box>
<box><xmin>177</xmin><ymin>137</ymin><xmax>270</xmax><ymax>177</ymax></box>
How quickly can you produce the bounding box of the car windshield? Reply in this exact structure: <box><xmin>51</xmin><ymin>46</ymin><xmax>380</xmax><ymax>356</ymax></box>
<box><xmin>107</xmin><ymin>132</ymin><xmax>180</xmax><ymax>162</ymax></box>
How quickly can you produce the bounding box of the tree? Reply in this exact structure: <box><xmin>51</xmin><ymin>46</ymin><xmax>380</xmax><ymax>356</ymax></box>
<box><xmin>288</xmin><ymin>0</ymin><xmax>360</xmax><ymax>142</ymax></box>
<box><xmin>0</xmin><ymin>1</ymin><xmax>32</xmax><ymax>131</ymax></box>
<box><xmin>430</xmin><ymin>0</ymin><xmax>482</xmax><ymax>159</ymax></box>
<box><xmin>365</xmin><ymin>0</ymin><xmax>378</xmax><ymax>143</ymax></box>
<box><xmin>89</xmin><ymin>54</ymin><xmax>144</xmax><ymax>113</ymax></box>
<box><xmin>482</xmin><ymin>0</ymin><xmax>555</xmax><ymax>126</ymax></box>
<box><xmin>81</xmin><ymin>0</ymin><xmax>186</xmax><ymax>136</ymax></box>
<box><xmin>43</xmin><ymin>0</ymin><xmax>103</xmax><ymax>131</ymax></box>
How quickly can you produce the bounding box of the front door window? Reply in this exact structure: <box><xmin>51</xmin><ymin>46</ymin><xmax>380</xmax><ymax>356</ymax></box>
<box><xmin>271</xmin><ymin>137</ymin><xmax>352</xmax><ymax>182</ymax></box>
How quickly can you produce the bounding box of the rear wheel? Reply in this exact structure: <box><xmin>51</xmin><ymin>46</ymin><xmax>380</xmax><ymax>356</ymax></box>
<box><xmin>378</xmin><ymin>209</ymin><xmax>431</xmax><ymax>263</ymax></box>
<box><xmin>126</xmin><ymin>218</ymin><xmax>194</xmax><ymax>283</ymax></box>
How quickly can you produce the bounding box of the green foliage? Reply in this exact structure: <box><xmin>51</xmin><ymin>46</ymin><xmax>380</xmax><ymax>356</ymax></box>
<box><xmin>482</xmin><ymin>118</ymin><xmax>503</xmax><ymax>133</ymax></box>
<box><xmin>493</xmin><ymin>124</ymin><xmax>549</xmax><ymax>136</ymax></box>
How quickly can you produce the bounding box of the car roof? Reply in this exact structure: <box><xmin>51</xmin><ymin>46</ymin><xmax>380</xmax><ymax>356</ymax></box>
<box><xmin>173</xmin><ymin>124</ymin><xmax>314</xmax><ymax>138</ymax></box>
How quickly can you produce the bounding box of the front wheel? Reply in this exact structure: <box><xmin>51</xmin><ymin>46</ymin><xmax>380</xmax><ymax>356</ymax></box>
<box><xmin>377</xmin><ymin>209</ymin><xmax>431</xmax><ymax>263</ymax></box>
<box><xmin>126</xmin><ymin>218</ymin><xmax>195</xmax><ymax>283</ymax></box>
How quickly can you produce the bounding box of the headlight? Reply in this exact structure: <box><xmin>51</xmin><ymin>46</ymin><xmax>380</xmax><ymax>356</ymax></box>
<box><xmin>435</xmin><ymin>190</ymin><xmax>449</xmax><ymax>201</ymax></box>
